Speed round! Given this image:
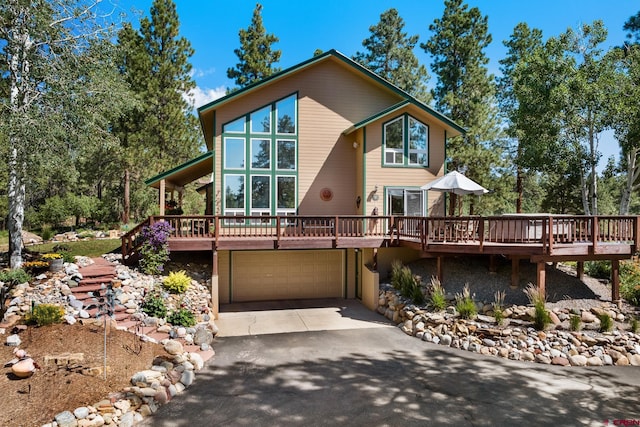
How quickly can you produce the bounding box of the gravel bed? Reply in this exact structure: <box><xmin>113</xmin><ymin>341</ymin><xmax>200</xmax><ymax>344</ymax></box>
<box><xmin>402</xmin><ymin>255</ymin><xmax>624</xmax><ymax>311</ymax></box>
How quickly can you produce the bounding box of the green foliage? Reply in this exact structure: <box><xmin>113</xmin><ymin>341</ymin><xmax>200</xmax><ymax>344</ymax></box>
<box><xmin>630</xmin><ymin>316</ymin><xmax>639</xmax><ymax>334</ymax></box>
<box><xmin>227</xmin><ymin>3</ymin><xmax>281</xmax><ymax>90</ymax></box>
<box><xmin>598</xmin><ymin>313</ymin><xmax>613</xmax><ymax>332</ymax></box>
<box><xmin>0</xmin><ymin>269</ymin><xmax>31</xmax><ymax>286</ymax></box>
<box><xmin>523</xmin><ymin>283</ymin><xmax>551</xmax><ymax>330</ymax></box>
<box><xmin>421</xmin><ymin>0</ymin><xmax>503</xmax><ymax>215</ymax></box>
<box><xmin>141</xmin><ymin>292</ymin><xmax>168</xmax><ymax>319</ymax></box>
<box><xmin>428</xmin><ymin>276</ymin><xmax>447</xmax><ymax>311</ymax></box>
<box><xmin>163</xmin><ymin>270</ymin><xmax>191</xmax><ymax>294</ymax></box>
<box><xmin>31</xmin><ymin>239</ymin><xmax>121</xmax><ymax>259</ymax></box>
<box><xmin>167</xmin><ymin>308</ymin><xmax>196</xmax><ymax>327</ymax></box>
<box><xmin>493</xmin><ymin>290</ymin><xmax>505</xmax><ymax>325</ymax></box>
<box><xmin>25</xmin><ymin>304</ymin><xmax>65</xmax><ymax>326</ymax></box>
<box><xmin>570</xmin><ymin>314</ymin><xmax>582</xmax><ymax>332</ymax></box>
<box><xmin>390</xmin><ymin>260</ymin><xmax>424</xmax><ymax>305</ymax></box>
<box><xmin>40</xmin><ymin>226</ymin><xmax>53</xmax><ymax>242</ymax></box>
<box><xmin>353</xmin><ymin>8</ymin><xmax>430</xmax><ymax>102</ymax></box>
<box><xmin>620</xmin><ymin>261</ymin><xmax>640</xmax><ymax>306</ymax></box>
<box><xmin>585</xmin><ymin>260</ymin><xmax>611</xmax><ymax>279</ymax></box>
<box><xmin>455</xmin><ymin>284</ymin><xmax>477</xmax><ymax>319</ymax></box>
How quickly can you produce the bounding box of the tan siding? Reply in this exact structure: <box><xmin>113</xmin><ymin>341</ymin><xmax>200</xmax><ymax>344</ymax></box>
<box><xmin>211</xmin><ymin>58</ymin><xmax>402</xmax><ymax>215</ymax></box>
<box><xmin>364</xmin><ymin>105</ymin><xmax>448</xmax><ymax>216</ymax></box>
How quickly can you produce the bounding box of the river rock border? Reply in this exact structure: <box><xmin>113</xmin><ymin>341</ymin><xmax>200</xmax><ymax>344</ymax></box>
<box><xmin>378</xmin><ymin>284</ymin><xmax>640</xmax><ymax>367</ymax></box>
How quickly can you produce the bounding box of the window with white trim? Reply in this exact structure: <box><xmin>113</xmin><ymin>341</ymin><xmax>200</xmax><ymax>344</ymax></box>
<box><xmin>383</xmin><ymin>115</ymin><xmax>429</xmax><ymax>167</ymax></box>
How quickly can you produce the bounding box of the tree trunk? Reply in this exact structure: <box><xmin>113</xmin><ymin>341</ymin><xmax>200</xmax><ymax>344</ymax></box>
<box><xmin>516</xmin><ymin>165</ymin><xmax>523</xmax><ymax>213</ymax></box>
<box><xmin>123</xmin><ymin>168</ymin><xmax>130</xmax><ymax>224</ymax></box>
<box><xmin>579</xmin><ymin>166</ymin><xmax>590</xmax><ymax>215</ymax></box>
<box><xmin>620</xmin><ymin>148</ymin><xmax>639</xmax><ymax>215</ymax></box>
<box><xmin>589</xmin><ymin>117</ymin><xmax>598</xmax><ymax>215</ymax></box>
<box><xmin>8</xmin><ymin>145</ymin><xmax>25</xmax><ymax>269</ymax></box>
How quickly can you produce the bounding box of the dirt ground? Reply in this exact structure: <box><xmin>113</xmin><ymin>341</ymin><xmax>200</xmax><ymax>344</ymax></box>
<box><xmin>0</xmin><ymin>323</ymin><xmax>169</xmax><ymax>427</ymax></box>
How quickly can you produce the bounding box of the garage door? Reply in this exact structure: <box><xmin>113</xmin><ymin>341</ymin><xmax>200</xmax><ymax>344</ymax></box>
<box><xmin>231</xmin><ymin>250</ymin><xmax>344</xmax><ymax>302</ymax></box>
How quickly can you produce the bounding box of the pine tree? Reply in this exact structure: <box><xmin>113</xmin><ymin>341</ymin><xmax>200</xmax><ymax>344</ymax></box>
<box><xmin>115</xmin><ymin>0</ymin><xmax>202</xmax><ymax>223</ymax></box>
<box><xmin>227</xmin><ymin>3</ymin><xmax>281</xmax><ymax>90</ymax></box>
<box><xmin>421</xmin><ymin>0</ymin><xmax>504</xmax><ymax>215</ymax></box>
<box><xmin>353</xmin><ymin>8</ymin><xmax>430</xmax><ymax>102</ymax></box>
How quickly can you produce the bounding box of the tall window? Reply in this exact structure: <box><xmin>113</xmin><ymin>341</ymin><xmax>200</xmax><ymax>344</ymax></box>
<box><xmin>388</xmin><ymin>188</ymin><xmax>424</xmax><ymax>216</ymax></box>
<box><xmin>383</xmin><ymin>115</ymin><xmax>429</xmax><ymax>167</ymax></box>
<box><xmin>222</xmin><ymin>94</ymin><xmax>298</xmax><ymax>219</ymax></box>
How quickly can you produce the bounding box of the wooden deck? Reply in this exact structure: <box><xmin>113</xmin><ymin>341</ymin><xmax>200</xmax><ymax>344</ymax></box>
<box><xmin>122</xmin><ymin>214</ymin><xmax>639</xmax><ymax>301</ymax></box>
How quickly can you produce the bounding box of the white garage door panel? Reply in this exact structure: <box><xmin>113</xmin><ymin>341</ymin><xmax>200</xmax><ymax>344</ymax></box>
<box><xmin>232</xmin><ymin>250</ymin><xmax>344</xmax><ymax>302</ymax></box>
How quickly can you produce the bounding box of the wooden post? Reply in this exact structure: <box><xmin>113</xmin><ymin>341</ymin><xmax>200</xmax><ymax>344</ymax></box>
<box><xmin>536</xmin><ymin>262</ymin><xmax>546</xmax><ymax>298</ymax></box>
<box><xmin>159</xmin><ymin>179</ymin><xmax>166</xmax><ymax>216</ymax></box>
<box><xmin>611</xmin><ymin>259</ymin><xmax>620</xmax><ymax>303</ymax></box>
<box><xmin>211</xmin><ymin>247</ymin><xmax>219</xmax><ymax>319</ymax></box>
<box><xmin>576</xmin><ymin>261</ymin><xmax>584</xmax><ymax>280</ymax></box>
<box><xmin>487</xmin><ymin>255</ymin><xmax>497</xmax><ymax>274</ymax></box>
<box><xmin>511</xmin><ymin>257</ymin><xmax>520</xmax><ymax>289</ymax></box>
<box><xmin>437</xmin><ymin>256</ymin><xmax>444</xmax><ymax>284</ymax></box>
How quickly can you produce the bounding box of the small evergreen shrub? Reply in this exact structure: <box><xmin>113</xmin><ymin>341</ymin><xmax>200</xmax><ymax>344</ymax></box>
<box><xmin>41</xmin><ymin>226</ymin><xmax>53</xmax><ymax>241</ymax></box>
<box><xmin>163</xmin><ymin>270</ymin><xmax>191</xmax><ymax>294</ymax></box>
<box><xmin>598</xmin><ymin>313</ymin><xmax>613</xmax><ymax>332</ymax></box>
<box><xmin>25</xmin><ymin>304</ymin><xmax>65</xmax><ymax>326</ymax></box>
<box><xmin>523</xmin><ymin>283</ymin><xmax>551</xmax><ymax>331</ymax></box>
<box><xmin>455</xmin><ymin>284</ymin><xmax>476</xmax><ymax>319</ymax></box>
<box><xmin>569</xmin><ymin>314</ymin><xmax>582</xmax><ymax>331</ymax></box>
<box><xmin>428</xmin><ymin>277</ymin><xmax>447</xmax><ymax>311</ymax></box>
<box><xmin>141</xmin><ymin>292</ymin><xmax>168</xmax><ymax>319</ymax></box>
<box><xmin>493</xmin><ymin>290</ymin><xmax>505</xmax><ymax>325</ymax></box>
<box><xmin>167</xmin><ymin>308</ymin><xmax>196</xmax><ymax>327</ymax></box>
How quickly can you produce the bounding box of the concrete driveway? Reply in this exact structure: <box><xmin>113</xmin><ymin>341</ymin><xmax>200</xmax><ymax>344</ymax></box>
<box><xmin>143</xmin><ymin>300</ymin><xmax>640</xmax><ymax>427</ymax></box>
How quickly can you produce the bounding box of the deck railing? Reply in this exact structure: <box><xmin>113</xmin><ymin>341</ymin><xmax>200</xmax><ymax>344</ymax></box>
<box><xmin>122</xmin><ymin>214</ymin><xmax>639</xmax><ymax>262</ymax></box>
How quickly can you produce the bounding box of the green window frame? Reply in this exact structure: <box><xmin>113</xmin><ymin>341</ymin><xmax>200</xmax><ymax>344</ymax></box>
<box><xmin>382</xmin><ymin>114</ymin><xmax>429</xmax><ymax>167</ymax></box>
<box><xmin>221</xmin><ymin>93</ymin><xmax>298</xmax><ymax>219</ymax></box>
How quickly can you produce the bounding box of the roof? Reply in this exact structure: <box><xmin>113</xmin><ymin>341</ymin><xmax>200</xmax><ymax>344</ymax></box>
<box><xmin>145</xmin><ymin>151</ymin><xmax>213</xmax><ymax>190</ymax></box>
<box><xmin>197</xmin><ymin>49</ymin><xmax>465</xmax><ymax>146</ymax></box>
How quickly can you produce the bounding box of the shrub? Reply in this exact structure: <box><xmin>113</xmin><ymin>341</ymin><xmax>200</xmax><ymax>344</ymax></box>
<box><xmin>167</xmin><ymin>308</ymin><xmax>196</xmax><ymax>327</ymax></box>
<box><xmin>569</xmin><ymin>314</ymin><xmax>582</xmax><ymax>331</ymax></box>
<box><xmin>25</xmin><ymin>304</ymin><xmax>65</xmax><ymax>326</ymax></box>
<box><xmin>598</xmin><ymin>313</ymin><xmax>613</xmax><ymax>332</ymax></box>
<box><xmin>455</xmin><ymin>284</ymin><xmax>477</xmax><ymax>319</ymax></box>
<box><xmin>620</xmin><ymin>261</ymin><xmax>640</xmax><ymax>306</ymax></box>
<box><xmin>0</xmin><ymin>268</ymin><xmax>31</xmax><ymax>286</ymax></box>
<box><xmin>390</xmin><ymin>260</ymin><xmax>424</xmax><ymax>305</ymax></box>
<box><xmin>139</xmin><ymin>222</ymin><xmax>173</xmax><ymax>275</ymax></box>
<box><xmin>140</xmin><ymin>292</ymin><xmax>168</xmax><ymax>319</ymax></box>
<box><xmin>523</xmin><ymin>283</ymin><xmax>551</xmax><ymax>331</ymax></box>
<box><xmin>585</xmin><ymin>260</ymin><xmax>611</xmax><ymax>279</ymax></box>
<box><xmin>428</xmin><ymin>276</ymin><xmax>447</xmax><ymax>311</ymax></box>
<box><xmin>493</xmin><ymin>290</ymin><xmax>505</xmax><ymax>325</ymax></box>
<box><xmin>163</xmin><ymin>270</ymin><xmax>191</xmax><ymax>294</ymax></box>
<box><xmin>40</xmin><ymin>226</ymin><xmax>53</xmax><ymax>242</ymax></box>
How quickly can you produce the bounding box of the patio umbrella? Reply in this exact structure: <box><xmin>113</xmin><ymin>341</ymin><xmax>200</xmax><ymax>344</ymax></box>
<box><xmin>420</xmin><ymin>171</ymin><xmax>489</xmax><ymax>196</ymax></box>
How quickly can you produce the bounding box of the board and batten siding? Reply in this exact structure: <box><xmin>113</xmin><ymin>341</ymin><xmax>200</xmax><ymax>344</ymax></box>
<box><xmin>211</xmin><ymin>57</ymin><xmax>402</xmax><ymax>215</ymax></box>
<box><xmin>364</xmin><ymin>104</ymin><xmax>447</xmax><ymax>216</ymax></box>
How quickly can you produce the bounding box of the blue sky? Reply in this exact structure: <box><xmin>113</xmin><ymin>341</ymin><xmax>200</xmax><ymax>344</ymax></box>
<box><xmin>122</xmin><ymin>0</ymin><xmax>639</xmax><ymax>167</ymax></box>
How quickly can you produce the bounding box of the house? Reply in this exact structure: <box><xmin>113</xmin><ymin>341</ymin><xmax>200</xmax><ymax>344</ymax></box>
<box><xmin>142</xmin><ymin>49</ymin><xmax>465</xmax><ymax>317</ymax></box>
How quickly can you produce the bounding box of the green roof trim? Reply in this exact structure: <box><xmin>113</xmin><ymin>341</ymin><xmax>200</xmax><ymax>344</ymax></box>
<box><xmin>145</xmin><ymin>150</ymin><xmax>214</xmax><ymax>188</ymax></box>
<box><xmin>197</xmin><ymin>49</ymin><xmax>465</xmax><ymax>135</ymax></box>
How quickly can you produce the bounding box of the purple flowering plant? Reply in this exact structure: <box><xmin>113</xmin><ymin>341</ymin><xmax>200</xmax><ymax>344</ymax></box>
<box><xmin>139</xmin><ymin>222</ymin><xmax>174</xmax><ymax>275</ymax></box>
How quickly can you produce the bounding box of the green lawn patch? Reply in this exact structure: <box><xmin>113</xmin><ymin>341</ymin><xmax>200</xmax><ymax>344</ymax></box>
<box><xmin>28</xmin><ymin>239</ymin><xmax>121</xmax><ymax>258</ymax></box>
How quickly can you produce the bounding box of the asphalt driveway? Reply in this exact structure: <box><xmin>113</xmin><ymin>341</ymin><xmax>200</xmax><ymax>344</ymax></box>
<box><xmin>143</xmin><ymin>302</ymin><xmax>640</xmax><ymax>427</ymax></box>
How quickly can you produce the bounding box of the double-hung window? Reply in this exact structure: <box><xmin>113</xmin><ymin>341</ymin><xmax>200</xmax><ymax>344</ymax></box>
<box><xmin>383</xmin><ymin>115</ymin><xmax>429</xmax><ymax>167</ymax></box>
